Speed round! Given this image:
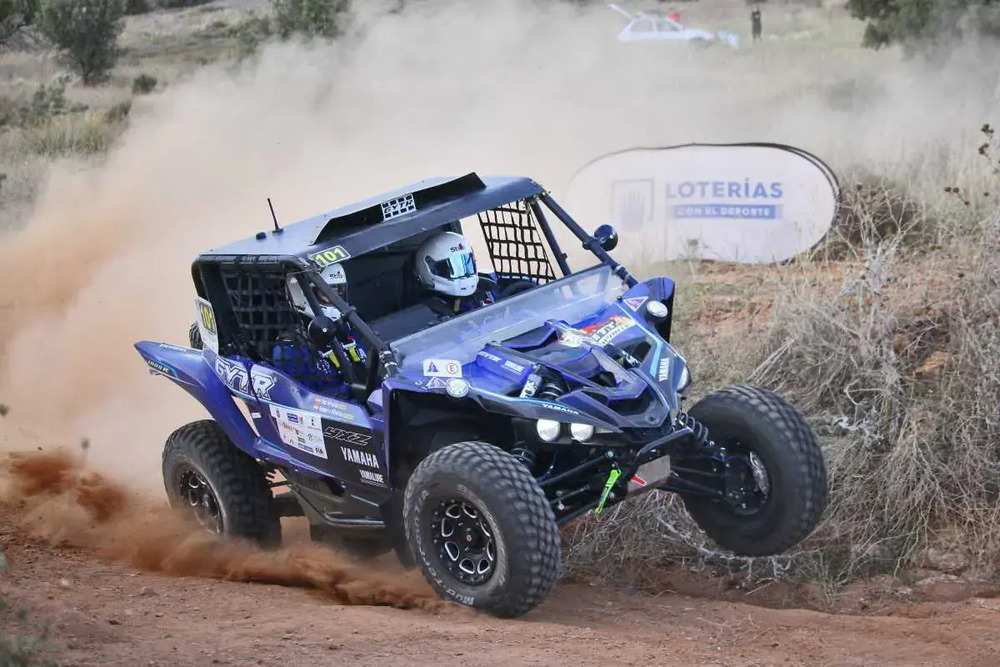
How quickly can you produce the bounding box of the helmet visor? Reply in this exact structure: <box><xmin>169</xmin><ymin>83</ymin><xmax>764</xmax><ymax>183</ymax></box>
<box><xmin>430</xmin><ymin>252</ymin><xmax>476</xmax><ymax>280</ymax></box>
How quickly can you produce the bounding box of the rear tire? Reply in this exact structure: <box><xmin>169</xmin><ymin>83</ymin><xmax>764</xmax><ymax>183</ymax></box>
<box><xmin>188</xmin><ymin>321</ymin><xmax>203</xmax><ymax>350</ymax></box>
<box><xmin>162</xmin><ymin>419</ymin><xmax>281</xmax><ymax>548</ymax></box>
<box><xmin>680</xmin><ymin>385</ymin><xmax>828</xmax><ymax>556</ymax></box>
<box><xmin>403</xmin><ymin>441</ymin><xmax>561</xmax><ymax>618</ymax></box>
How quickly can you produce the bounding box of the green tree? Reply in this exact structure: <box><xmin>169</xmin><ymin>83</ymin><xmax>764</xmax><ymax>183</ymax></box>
<box><xmin>37</xmin><ymin>0</ymin><xmax>126</xmax><ymax>85</ymax></box>
<box><xmin>0</xmin><ymin>0</ymin><xmax>38</xmax><ymax>46</ymax></box>
<box><xmin>847</xmin><ymin>0</ymin><xmax>1000</xmax><ymax>51</ymax></box>
<box><xmin>271</xmin><ymin>0</ymin><xmax>351</xmax><ymax>40</ymax></box>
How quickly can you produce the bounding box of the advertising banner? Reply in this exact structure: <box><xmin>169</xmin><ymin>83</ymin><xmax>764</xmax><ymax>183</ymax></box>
<box><xmin>563</xmin><ymin>143</ymin><xmax>840</xmax><ymax>264</ymax></box>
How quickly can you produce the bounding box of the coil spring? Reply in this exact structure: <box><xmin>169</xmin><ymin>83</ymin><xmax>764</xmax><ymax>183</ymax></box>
<box><xmin>536</xmin><ymin>379</ymin><xmax>563</xmax><ymax>402</ymax></box>
<box><xmin>677</xmin><ymin>411</ymin><xmax>711</xmax><ymax>448</ymax></box>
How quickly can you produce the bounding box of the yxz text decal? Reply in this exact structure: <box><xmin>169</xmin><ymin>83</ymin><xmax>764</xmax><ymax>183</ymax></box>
<box><xmin>321</xmin><ymin>420</ymin><xmax>387</xmax><ymax>488</ymax></box>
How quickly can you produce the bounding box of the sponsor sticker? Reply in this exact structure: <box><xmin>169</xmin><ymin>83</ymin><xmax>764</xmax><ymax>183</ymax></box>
<box><xmin>582</xmin><ymin>314</ymin><xmax>636</xmax><ymax>347</ymax></box>
<box><xmin>270</xmin><ymin>406</ymin><xmax>327</xmax><ymax>459</ymax></box>
<box><xmin>311</xmin><ymin>395</ymin><xmax>361</xmax><ymax>424</ymax></box>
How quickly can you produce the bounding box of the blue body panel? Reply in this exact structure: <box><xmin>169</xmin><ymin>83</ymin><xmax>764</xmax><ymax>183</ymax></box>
<box><xmin>137</xmin><ymin>270</ymin><xmax>681</xmax><ymax>503</ymax></box>
<box><xmin>135</xmin><ymin>341</ymin><xmax>393</xmax><ymax>500</ymax></box>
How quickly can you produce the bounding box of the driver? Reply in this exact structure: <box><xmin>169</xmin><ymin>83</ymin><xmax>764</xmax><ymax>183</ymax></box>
<box><xmin>413</xmin><ymin>231</ymin><xmax>496</xmax><ymax>316</ymax></box>
<box><xmin>276</xmin><ymin>263</ymin><xmax>366</xmax><ymax>392</ymax></box>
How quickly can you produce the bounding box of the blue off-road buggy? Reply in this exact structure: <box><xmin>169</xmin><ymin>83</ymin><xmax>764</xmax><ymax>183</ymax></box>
<box><xmin>135</xmin><ymin>173</ymin><xmax>828</xmax><ymax>618</ymax></box>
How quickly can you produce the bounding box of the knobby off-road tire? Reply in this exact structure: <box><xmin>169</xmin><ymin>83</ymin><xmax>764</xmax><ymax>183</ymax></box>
<box><xmin>403</xmin><ymin>441</ymin><xmax>561</xmax><ymax>618</ymax></box>
<box><xmin>162</xmin><ymin>419</ymin><xmax>281</xmax><ymax>549</ymax></box>
<box><xmin>188</xmin><ymin>321</ymin><xmax>203</xmax><ymax>350</ymax></box>
<box><xmin>682</xmin><ymin>385</ymin><xmax>828</xmax><ymax>557</ymax></box>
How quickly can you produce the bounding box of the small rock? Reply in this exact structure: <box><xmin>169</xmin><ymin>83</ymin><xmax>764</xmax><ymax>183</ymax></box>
<box><xmin>919</xmin><ymin>547</ymin><xmax>969</xmax><ymax>574</ymax></box>
<box><xmin>154</xmin><ymin>612</ymin><xmax>164</xmax><ymax>618</ymax></box>
<box><xmin>139</xmin><ymin>586</ymin><xmax>157</xmax><ymax>597</ymax></box>
<box><xmin>108</xmin><ymin>619</ymin><xmax>120</xmax><ymax>626</ymax></box>
<box><xmin>58</xmin><ymin>579</ymin><xmax>71</xmax><ymax>589</ymax></box>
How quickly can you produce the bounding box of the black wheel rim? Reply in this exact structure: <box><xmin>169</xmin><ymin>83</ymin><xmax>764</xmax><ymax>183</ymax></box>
<box><xmin>430</xmin><ymin>498</ymin><xmax>496</xmax><ymax>586</ymax></box>
<box><xmin>722</xmin><ymin>443</ymin><xmax>771</xmax><ymax>516</ymax></box>
<box><xmin>176</xmin><ymin>466</ymin><xmax>223</xmax><ymax>534</ymax></box>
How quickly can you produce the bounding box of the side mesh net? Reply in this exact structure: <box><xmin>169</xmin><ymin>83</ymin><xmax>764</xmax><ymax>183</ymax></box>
<box><xmin>220</xmin><ymin>266</ymin><xmax>331</xmax><ymax>387</ymax></box>
<box><xmin>476</xmin><ymin>198</ymin><xmax>559</xmax><ymax>284</ymax></box>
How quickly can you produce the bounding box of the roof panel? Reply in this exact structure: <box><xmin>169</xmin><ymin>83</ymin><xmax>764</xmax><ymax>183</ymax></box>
<box><xmin>197</xmin><ymin>173</ymin><xmax>545</xmax><ymax>262</ymax></box>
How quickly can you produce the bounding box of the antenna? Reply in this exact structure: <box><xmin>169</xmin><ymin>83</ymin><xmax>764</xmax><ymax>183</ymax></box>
<box><xmin>267</xmin><ymin>197</ymin><xmax>283</xmax><ymax>234</ymax></box>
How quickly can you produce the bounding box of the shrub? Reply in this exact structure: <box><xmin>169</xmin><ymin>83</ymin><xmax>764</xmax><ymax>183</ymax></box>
<box><xmin>157</xmin><ymin>0</ymin><xmax>213</xmax><ymax>8</ymax></box>
<box><xmin>0</xmin><ymin>76</ymin><xmax>87</xmax><ymax>129</ymax></box>
<box><xmin>36</xmin><ymin>0</ymin><xmax>126</xmax><ymax>86</ymax></box>
<box><xmin>131</xmin><ymin>72</ymin><xmax>157</xmax><ymax>94</ymax></box>
<box><xmin>271</xmin><ymin>0</ymin><xmax>350</xmax><ymax>40</ymax></box>
<box><xmin>0</xmin><ymin>0</ymin><xmax>38</xmax><ymax>46</ymax></box>
<box><xmin>124</xmin><ymin>0</ymin><xmax>149</xmax><ymax>14</ymax></box>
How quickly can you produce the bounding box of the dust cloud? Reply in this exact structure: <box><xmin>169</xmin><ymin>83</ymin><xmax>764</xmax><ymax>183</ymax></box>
<box><xmin>0</xmin><ymin>449</ymin><xmax>445</xmax><ymax>610</ymax></box>
<box><xmin>0</xmin><ymin>0</ymin><xmax>997</xmax><ymax>491</ymax></box>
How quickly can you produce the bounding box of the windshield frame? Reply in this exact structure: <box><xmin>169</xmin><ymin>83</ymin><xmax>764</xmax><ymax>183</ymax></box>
<box><xmin>389</xmin><ymin>263</ymin><xmax>629</xmax><ymax>371</ymax></box>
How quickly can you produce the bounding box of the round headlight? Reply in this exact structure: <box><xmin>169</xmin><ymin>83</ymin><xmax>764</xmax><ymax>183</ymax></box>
<box><xmin>678</xmin><ymin>364</ymin><xmax>691</xmax><ymax>392</ymax></box>
<box><xmin>536</xmin><ymin>419</ymin><xmax>561</xmax><ymax>442</ymax></box>
<box><xmin>646</xmin><ymin>300</ymin><xmax>669</xmax><ymax>320</ymax></box>
<box><xmin>570</xmin><ymin>423</ymin><xmax>595</xmax><ymax>442</ymax></box>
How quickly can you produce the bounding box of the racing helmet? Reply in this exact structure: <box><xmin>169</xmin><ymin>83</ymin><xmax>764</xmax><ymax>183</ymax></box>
<box><xmin>288</xmin><ymin>262</ymin><xmax>347</xmax><ymax>320</ymax></box>
<box><xmin>414</xmin><ymin>231</ymin><xmax>479</xmax><ymax>298</ymax></box>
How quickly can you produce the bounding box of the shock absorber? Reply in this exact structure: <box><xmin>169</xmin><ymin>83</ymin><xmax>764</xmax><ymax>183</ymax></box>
<box><xmin>535</xmin><ymin>377</ymin><xmax>564</xmax><ymax>402</ymax></box>
<box><xmin>677</xmin><ymin>411</ymin><xmax>711</xmax><ymax>448</ymax></box>
<box><xmin>511</xmin><ymin>447</ymin><xmax>536</xmax><ymax>471</ymax></box>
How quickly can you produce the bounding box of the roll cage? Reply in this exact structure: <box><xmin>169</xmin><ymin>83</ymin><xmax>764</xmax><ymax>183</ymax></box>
<box><xmin>188</xmin><ymin>174</ymin><xmax>637</xmax><ymax>402</ymax></box>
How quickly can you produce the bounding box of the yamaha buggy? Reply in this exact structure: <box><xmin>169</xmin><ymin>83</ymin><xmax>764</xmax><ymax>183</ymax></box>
<box><xmin>135</xmin><ymin>172</ymin><xmax>828</xmax><ymax>618</ymax></box>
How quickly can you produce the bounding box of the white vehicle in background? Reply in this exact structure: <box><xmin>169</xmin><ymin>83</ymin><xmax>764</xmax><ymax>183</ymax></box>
<box><xmin>608</xmin><ymin>3</ymin><xmax>740</xmax><ymax>48</ymax></box>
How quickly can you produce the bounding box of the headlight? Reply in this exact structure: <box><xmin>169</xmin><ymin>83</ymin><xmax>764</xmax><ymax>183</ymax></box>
<box><xmin>570</xmin><ymin>423</ymin><xmax>595</xmax><ymax>442</ymax></box>
<box><xmin>646</xmin><ymin>300</ymin><xmax>669</xmax><ymax>320</ymax></box>
<box><xmin>678</xmin><ymin>363</ymin><xmax>691</xmax><ymax>392</ymax></box>
<box><xmin>536</xmin><ymin>419</ymin><xmax>561</xmax><ymax>442</ymax></box>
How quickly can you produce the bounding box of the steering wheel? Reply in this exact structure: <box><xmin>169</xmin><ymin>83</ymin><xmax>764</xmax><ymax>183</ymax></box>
<box><xmin>497</xmin><ymin>279</ymin><xmax>536</xmax><ymax>300</ymax></box>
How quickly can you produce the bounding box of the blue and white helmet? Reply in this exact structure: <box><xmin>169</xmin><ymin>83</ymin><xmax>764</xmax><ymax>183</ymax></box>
<box><xmin>288</xmin><ymin>262</ymin><xmax>346</xmax><ymax>320</ymax></box>
<box><xmin>414</xmin><ymin>231</ymin><xmax>478</xmax><ymax>298</ymax></box>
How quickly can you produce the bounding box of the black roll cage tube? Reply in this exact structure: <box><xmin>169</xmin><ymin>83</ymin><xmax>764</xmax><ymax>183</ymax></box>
<box><xmin>289</xmin><ymin>192</ymin><xmax>638</xmax><ymax>387</ymax></box>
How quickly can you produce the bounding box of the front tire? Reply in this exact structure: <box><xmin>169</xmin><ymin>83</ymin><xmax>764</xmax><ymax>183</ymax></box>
<box><xmin>403</xmin><ymin>441</ymin><xmax>561</xmax><ymax>618</ymax></box>
<box><xmin>162</xmin><ymin>419</ymin><xmax>281</xmax><ymax>548</ymax></box>
<box><xmin>680</xmin><ymin>385</ymin><xmax>828</xmax><ymax>556</ymax></box>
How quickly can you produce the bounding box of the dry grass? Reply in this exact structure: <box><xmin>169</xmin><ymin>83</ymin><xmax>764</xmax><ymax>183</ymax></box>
<box><xmin>563</xmin><ymin>128</ymin><xmax>1000</xmax><ymax>591</ymax></box>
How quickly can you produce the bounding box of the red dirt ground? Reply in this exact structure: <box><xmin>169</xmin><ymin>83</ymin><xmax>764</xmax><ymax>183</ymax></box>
<box><xmin>4</xmin><ymin>513</ymin><xmax>1000</xmax><ymax>666</ymax></box>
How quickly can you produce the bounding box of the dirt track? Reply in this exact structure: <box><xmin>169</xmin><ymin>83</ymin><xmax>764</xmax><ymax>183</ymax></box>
<box><xmin>2</xmin><ymin>516</ymin><xmax>999</xmax><ymax>667</ymax></box>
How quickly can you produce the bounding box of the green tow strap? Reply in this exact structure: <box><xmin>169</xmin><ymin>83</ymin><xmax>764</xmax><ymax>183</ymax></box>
<box><xmin>594</xmin><ymin>468</ymin><xmax>621</xmax><ymax>514</ymax></box>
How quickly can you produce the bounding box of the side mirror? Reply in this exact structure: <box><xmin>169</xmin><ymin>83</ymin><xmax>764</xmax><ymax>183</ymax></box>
<box><xmin>307</xmin><ymin>315</ymin><xmax>339</xmax><ymax>349</ymax></box>
<box><xmin>594</xmin><ymin>224</ymin><xmax>619</xmax><ymax>252</ymax></box>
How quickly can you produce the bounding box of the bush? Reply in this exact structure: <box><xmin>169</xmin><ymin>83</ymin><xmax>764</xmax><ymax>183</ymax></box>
<box><xmin>271</xmin><ymin>0</ymin><xmax>350</xmax><ymax>40</ymax></box>
<box><xmin>131</xmin><ymin>72</ymin><xmax>157</xmax><ymax>94</ymax></box>
<box><xmin>848</xmin><ymin>0</ymin><xmax>1000</xmax><ymax>53</ymax></box>
<box><xmin>157</xmin><ymin>0</ymin><xmax>213</xmax><ymax>7</ymax></box>
<box><xmin>0</xmin><ymin>76</ymin><xmax>87</xmax><ymax>129</ymax></box>
<box><xmin>124</xmin><ymin>0</ymin><xmax>149</xmax><ymax>14</ymax></box>
<box><xmin>36</xmin><ymin>0</ymin><xmax>126</xmax><ymax>86</ymax></box>
<box><xmin>0</xmin><ymin>0</ymin><xmax>38</xmax><ymax>46</ymax></box>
